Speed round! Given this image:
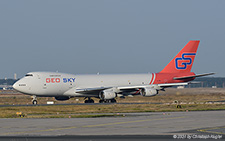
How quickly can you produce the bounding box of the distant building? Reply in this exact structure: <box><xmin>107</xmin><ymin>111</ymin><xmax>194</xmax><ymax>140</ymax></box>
<box><xmin>14</xmin><ymin>73</ymin><xmax>17</xmax><ymax>80</ymax></box>
<box><xmin>177</xmin><ymin>86</ymin><xmax>185</xmax><ymax>89</ymax></box>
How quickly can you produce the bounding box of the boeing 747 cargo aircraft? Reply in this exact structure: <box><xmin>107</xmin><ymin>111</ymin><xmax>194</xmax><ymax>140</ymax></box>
<box><xmin>13</xmin><ymin>41</ymin><xmax>214</xmax><ymax>104</ymax></box>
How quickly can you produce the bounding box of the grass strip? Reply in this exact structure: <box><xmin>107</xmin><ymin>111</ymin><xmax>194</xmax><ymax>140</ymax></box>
<box><xmin>0</xmin><ymin>104</ymin><xmax>225</xmax><ymax>118</ymax></box>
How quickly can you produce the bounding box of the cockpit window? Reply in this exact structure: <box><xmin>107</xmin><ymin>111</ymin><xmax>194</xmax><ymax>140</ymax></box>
<box><xmin>25</xmin><ymin>74</ymin><xmax>33</xmax><ymax>77</ymax></box>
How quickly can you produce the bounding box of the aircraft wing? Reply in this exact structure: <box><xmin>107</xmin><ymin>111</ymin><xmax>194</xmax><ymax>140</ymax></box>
<box><xmin>74</xmin><ymin>82</ymin><xmax>189</xmax><ymax>95</ymax></box>
<box><xmin>75</xmin><ymin>87</ymin><xmax>112</xmax><ymax>95</ymax></box>
<box><xmin>117</xmin><ymin>82</ymin><xmax>189</xmax><ymax>90</ymax></box>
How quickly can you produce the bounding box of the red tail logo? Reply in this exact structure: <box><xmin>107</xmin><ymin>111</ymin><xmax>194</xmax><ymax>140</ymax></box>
<box><xmin>160</xmin><ymin>41</ymin><xmax>200</xmax><ymax>73</ymax></box>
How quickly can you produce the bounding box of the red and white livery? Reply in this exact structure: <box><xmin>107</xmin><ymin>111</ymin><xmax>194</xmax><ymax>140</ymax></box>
<box><xmin>13</xmin><ymin>41</ymin><xmax>214</xmax><ymax>104</ymax></box>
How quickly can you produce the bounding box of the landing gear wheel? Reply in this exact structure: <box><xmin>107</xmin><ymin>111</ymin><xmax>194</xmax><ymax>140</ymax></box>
<box><xmin>32</xmin><ymin>95</ymin><xmax>37</xmax><ymax>105</ymax></box>
<box><xmin>32</xmin><ymin>100</ymin><xmax>37</xmax><ymax>105</ymax></box>
<box><xmin>90</xmin><ymin>99</ymin><xmax>94</xmax><ymax>103</ymax></box>
<box><xmin>99</xmin><ymin>100</ymin><xmax>104</xmax><ymax>103</ymax></box>
<box><xmin>84</xmin><ymin>98</ymin><xmax>95</xmax><ymax>103</ymax></box>
<box><xmin>111</xmin><ymin>99</ymin><xmax>117</xmax><ymax>103</ymax></box>
<box><xmin>99</xmin><ymin>99</ymin><xmax>117</xmax><ymax>103</ymax></box>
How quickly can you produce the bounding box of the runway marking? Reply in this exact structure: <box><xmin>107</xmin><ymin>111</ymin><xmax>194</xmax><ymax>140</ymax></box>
<box><xmin>198</xmin><ymin>126</ymin><xmax>225</xmax><ymax>135</ymax></box>
<box><xmin>0</xmin><ymin>116</ymin><xmax>185</xmax><ymax>135</ymax></box>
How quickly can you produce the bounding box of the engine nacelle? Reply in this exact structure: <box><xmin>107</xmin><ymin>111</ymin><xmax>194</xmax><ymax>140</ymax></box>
<box><xmin>141</xmin><ymin>88</ymin><xmax>158</xmax><ymax>97</ymax></box>
<box><xmin>55</xmin><ymin>96</ymin><xmax>70</xmax><ymax>101</ymax></box>
<box><xmin>99</xmin><ymin>89</ymin><xmax>116</xmax><ymax>100</ymax></box>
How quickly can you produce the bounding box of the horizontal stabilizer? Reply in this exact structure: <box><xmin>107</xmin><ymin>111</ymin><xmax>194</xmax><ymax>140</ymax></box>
<box><xmin>188</xmin><ymin>81</ymin><xmax>202</xmax><ymax>84</ymax></box>
<box><xmin>173</xmin><ymin>72</ymin><xmax>215</xmax><ymax>80</ymax></box>
<box><xmin>157</xmin><ymin>82</ymin><xmax>189</xmax><ymax>87</ymax></box>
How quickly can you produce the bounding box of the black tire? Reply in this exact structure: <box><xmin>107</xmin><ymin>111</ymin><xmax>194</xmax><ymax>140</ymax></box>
<box><xmin>99</xmin><ymin>100</ymin><xmax>104</xmax><ymax>103</ymax></box>
<box><xmin>111</xmin><ymin>99</ymin><xmax>117</xmax><ymax>103</ymax></box>
<box><xmin>32</xmin><ymin>100</ymin><xmax>37</xmax><ymax>105</ymax></box>
<box><xmin>90</xmin><ymin>99</ymin><xmax>94</xmax><ymax>103</ymax></box>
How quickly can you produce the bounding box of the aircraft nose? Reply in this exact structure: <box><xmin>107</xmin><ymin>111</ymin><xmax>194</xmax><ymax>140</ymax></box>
<box><xmin>13</xmin><ymin>81</ymin><xmax>19</xmax><ymax>91</ymax></box>
<box><xmin>13</xmin><ymin>79</ymin><xmax>27</xmax><ymax>93</ymax></box>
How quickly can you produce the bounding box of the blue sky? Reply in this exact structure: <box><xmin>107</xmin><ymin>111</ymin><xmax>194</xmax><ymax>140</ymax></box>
<box><xmin>0</xmin><ymin>0</ymin><xmax>224</xmax><ymax>78</ymax></box>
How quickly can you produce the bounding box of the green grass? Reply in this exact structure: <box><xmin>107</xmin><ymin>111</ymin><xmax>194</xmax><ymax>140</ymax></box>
<box><xmin>0</xmin><ymin>104</ymin><xmax>225</xmax><ymax>118</ymax></box>
<box><xmin>1</xmin><ymin>88</ymin><xmax>225</xmax><ymax>118</ymax></box>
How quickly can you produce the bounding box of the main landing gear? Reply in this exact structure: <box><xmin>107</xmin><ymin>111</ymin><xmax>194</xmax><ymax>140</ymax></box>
<box><xmin>83</xmin><ymin>98</ymin><xmax>117</xmax><ymax>103</ymax></box>
<box><xmin>99</xmin><ymin>98</ymin><xmax>117</xmax><ymax>103</ymax></box>
<box><xmin>84</xmin><ymin>97</ymin><xmax>95</xmax><ymax>103</ymax></box>
<box><xmin>32</xmin><ymin>95</ymin><xmax>37</xmax><ymax>105</ymax></box>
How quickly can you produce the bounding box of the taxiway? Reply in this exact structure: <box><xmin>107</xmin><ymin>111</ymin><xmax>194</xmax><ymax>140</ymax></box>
<box><xmin>0</xmin><ymin>110</ymin><xmax>224</xmax><ymax>137</ymax></box>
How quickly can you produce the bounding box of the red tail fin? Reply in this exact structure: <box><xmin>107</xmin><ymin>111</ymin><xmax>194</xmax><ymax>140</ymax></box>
<box><xmin>160</xmin><ymin>40</ymin><xmax>200</xmax><ymax>73</ymax></box>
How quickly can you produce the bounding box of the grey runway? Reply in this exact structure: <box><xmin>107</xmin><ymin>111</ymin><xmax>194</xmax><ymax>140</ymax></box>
<box><xmin>0</xmin><ymin>111</ymin><xmax>225</xmax><ymax>137</ymax></box>
<box><xmin>0</xmin><ymin>135</ymin><xmax>176</xmax><ymax>141</ymax></box>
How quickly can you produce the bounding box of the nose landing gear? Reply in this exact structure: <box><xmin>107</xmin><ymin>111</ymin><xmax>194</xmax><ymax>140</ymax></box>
<box><xmin>32</xmin><ymin>95</ymin><xmax>37</xmax><ymax>105</ymax></box>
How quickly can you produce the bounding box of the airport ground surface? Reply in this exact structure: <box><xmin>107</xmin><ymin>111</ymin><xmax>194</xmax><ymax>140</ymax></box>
<box><xmin>0</xmin><ymin>111</ymin><xmax>224</xmax><ymax>140</ymax></box>
<box><xmin>0</xmin><ymin>88</ymin><xmax>225</xmax><ymax>140</ymax></box>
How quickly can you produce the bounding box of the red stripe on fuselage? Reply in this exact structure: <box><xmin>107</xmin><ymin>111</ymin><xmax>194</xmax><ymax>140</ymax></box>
<box><xmin>149</xmin><ymin>73</ymin><xmax>155</xmax><ymax>84</ymax></box>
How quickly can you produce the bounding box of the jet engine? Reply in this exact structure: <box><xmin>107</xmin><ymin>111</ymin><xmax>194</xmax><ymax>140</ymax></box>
<box><xmin>141</xmin><ymin>88</ymin><xmax>158</xmax><ymax>97</ymax></box>
<box><xmin>55</xmin><ymin>96</ymin><xmax>70</xmax><ymax>101</ymax></box>
<box><xmin>99</xmin><ymin>89</ymin><xmax>116</xmax><ymax>100</ymax></box>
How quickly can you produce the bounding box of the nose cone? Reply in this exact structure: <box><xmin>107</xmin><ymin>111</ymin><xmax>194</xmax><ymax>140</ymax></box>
<box><xmin>13</xmin><ymin>81</ymin><xmax>20</xmax><ymax>91</ymax></box>
<box><xmin>13</xmin><ymin>79</ymin><xmax>27</xmax><ymax>93</ymax></box>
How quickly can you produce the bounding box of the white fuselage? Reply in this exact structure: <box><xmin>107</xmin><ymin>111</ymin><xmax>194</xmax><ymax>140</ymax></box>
<box><xmin>13</xmin><ymin>72</ymin><xmax>153</xmax><ymax>97</ymax></box>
